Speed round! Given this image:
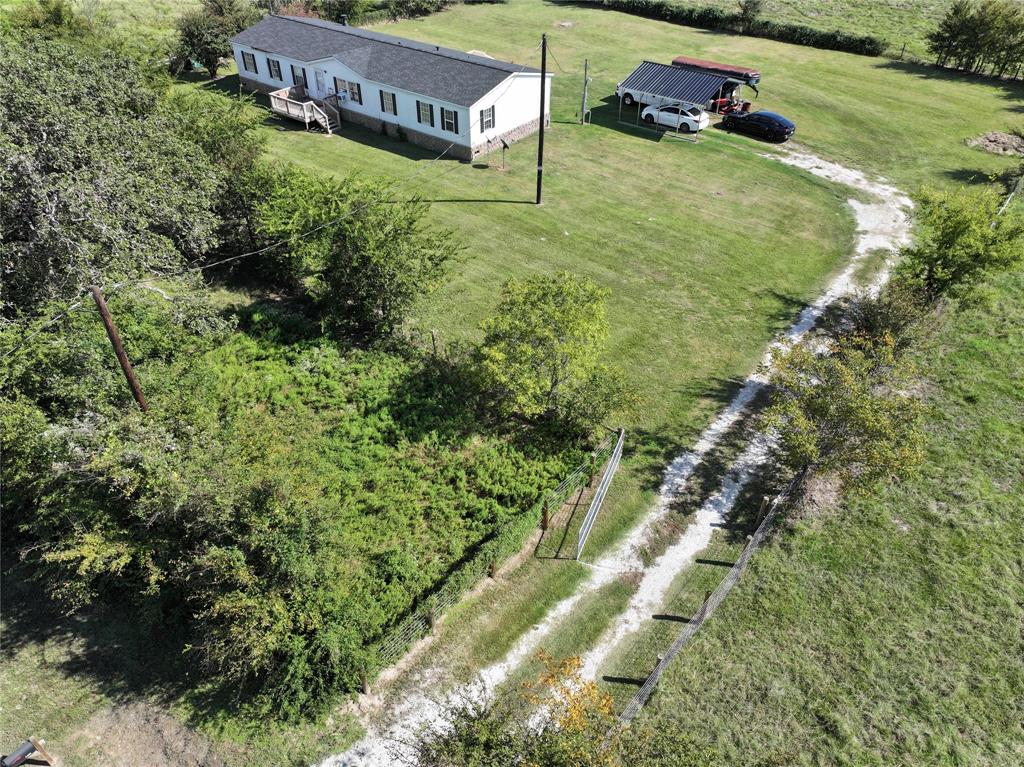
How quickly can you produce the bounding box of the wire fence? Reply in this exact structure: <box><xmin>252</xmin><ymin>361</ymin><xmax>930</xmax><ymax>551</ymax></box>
<box><xmin>617</xmin><ymin>468</ymin><xmax>806</xmax><ymax>723</ymax></box>
<box><xmin>576</xmin><ymin>428</ymin><xmax>625</xmax><ymax>560</ymax></box>
<box><xmin>372</xmin><ymin>431</ymin><xmax>619</xmax><ymax>671</ymax></box>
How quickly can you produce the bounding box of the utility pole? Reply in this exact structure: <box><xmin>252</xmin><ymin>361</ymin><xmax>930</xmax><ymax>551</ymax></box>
<box><xmin>579</xmin><ymin>58</ymin><xmax>590</xmax><ymax>124</ymax></box>
<box><xmin>90</xmin><ymin>286</ymin><xmax>148</xmax><ymax>412</ymax></box>
<box><xmin>536</xmin><ymin>33</ymin><xmax>547</xmax><ymax>206</ymax></box>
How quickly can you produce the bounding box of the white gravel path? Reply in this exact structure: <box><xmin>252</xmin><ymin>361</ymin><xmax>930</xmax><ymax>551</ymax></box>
<box><xmin>320</xmin><ymin>150</ymin><xmax>912</xmax><ymax>767</ymax></box>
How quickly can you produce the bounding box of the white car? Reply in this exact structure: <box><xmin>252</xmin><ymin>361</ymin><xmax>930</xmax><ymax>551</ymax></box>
<box><xmin>641</xmin><ymin>103</ymin><xmax>710</xmax><ymax>133</ymax></box>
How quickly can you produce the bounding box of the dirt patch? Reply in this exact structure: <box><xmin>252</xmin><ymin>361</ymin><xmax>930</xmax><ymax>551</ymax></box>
<box><xmin>68</xmin><ymin>703</ymin><xmax>224</xmax><ymax>767</ymax></box>
<box><xmin>967</xmin><ymin>131</ymin><xmax>1024</xmax><ymax>156</ymax></box>
<box><xmin>554</xmin><ymin>20</ymin><xmax>575</xmax><ymax>28</ymax></box>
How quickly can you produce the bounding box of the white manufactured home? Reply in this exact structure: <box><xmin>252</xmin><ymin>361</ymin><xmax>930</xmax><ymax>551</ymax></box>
<box><xmin>231</xmin><ymin>15</ymin><xmax>552</xmax><ymax>160</ymax></box>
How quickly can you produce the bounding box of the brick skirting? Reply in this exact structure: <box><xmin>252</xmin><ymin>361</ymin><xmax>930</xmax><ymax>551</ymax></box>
<box><xmin>472</xmin><ymin>115</ymin><xmax>547</xmax><ymax>158</ymax></box>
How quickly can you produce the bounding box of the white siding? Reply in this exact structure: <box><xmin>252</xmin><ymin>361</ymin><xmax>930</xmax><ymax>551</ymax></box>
<box><xmin>233</xmin><ymin>43</ymin><xmax>474</xmax><ymax>148</ymax></box>
<box><xmin>468</xmin><ymin>73</ymin><xmax>552</xmax><ymax>148</ymax></box>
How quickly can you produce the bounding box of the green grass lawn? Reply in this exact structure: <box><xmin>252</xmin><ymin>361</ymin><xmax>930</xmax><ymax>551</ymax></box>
<box><xmin>634</xmin><ymin>268</ymin><xmax>1024</xmax><ymax>765</ymax></box>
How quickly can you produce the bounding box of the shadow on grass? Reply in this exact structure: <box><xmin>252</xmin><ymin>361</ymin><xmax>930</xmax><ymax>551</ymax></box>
<box><xmin>875</xmin><ymin>59</ymin><xmax>1024</xmax><ymax>105</ymax></box>
<box><xmin>601</xmin><ymin>674</ymin><xmax>647</xmax><ymax>686</ymax></box>
<box><xmin>585</xmin><ymin>96</ymin><xmax>664</xmax><ymax>142</ymax></box>
<box><xmin>0</xmin><ymin>567</ymin><xmax>192</xmax><ymax>711</ymax></box>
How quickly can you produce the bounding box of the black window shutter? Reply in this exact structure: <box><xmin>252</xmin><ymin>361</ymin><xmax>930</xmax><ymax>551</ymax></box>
<box><xmin>380</xmin><ymin>90</ymin><xmax>385</xmax><ymax>111</ymax></box>
<box><xmin>453</xmin><ymin>110</ymin><xmax>459</xmax><ymax>134</ymax></box>
<box><xmin>416</xmin><ymin>101</ymin><xmax>421</xmax><ymax>123</ymax></box>
<box><xmin>429</xmin><ymin>104</ymin><xmax>435</xmax><ymax>127</ymax></box>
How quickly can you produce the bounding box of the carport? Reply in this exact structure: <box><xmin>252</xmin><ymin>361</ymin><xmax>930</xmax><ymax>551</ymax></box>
<box><xmin>616</xmin><ymin>60</ymin><xmax>752</xmax><ymax>132</ymax></box>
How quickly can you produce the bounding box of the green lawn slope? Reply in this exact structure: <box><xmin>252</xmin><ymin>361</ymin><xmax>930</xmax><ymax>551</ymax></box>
<box><xmin>638</xmin><ymin>268</ymin><xmax>1024</xmax><ymax>766</ymax></box>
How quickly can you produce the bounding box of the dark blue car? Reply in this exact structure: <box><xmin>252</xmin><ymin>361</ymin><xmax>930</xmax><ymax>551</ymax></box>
<box><xmin>721</xmin><ymin>110</ymin><xmax>796</xmax><ymax>142</ymax></box>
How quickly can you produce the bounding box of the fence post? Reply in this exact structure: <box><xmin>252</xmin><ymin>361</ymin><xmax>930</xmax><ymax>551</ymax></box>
<box><xmin>488</xmin><ymin>559</ymin><xmax>497</xmax><ymax>579</ymax></box>
<box><xmin>541</xmin><ymin>500</ymin><xmax>550</xmax><ymax>531</ymax></box>
<box><xmin>701</xmin><ymin>590</ymin><xmax>713</xmax><ymax>620</ymax></box>
<box><xmin>361</xmin><ymin>669</ymin><xmax>370</xmax><ymax>695</ymax></box>
<box><xmin>755</xmin><ymin>495</ymin><xmax>770</xmax><ymax>526</ymax></box>
<box><xmin>427</xmin><ymin>607</ymin><xmax>436</xmax><ymax>631</ymax></box>
<box><xmin>589</xmin><ymin>452</ymin><xmax>597</xmax><ymax>484</ymax></box>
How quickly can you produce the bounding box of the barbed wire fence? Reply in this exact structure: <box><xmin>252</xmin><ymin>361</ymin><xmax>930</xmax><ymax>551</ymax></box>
<box><xmin>370</xmin><ymin>430</ymin><xmax>620</xmax><ymax>679</ymax></box>
<box><xmin>617</xmin><ymin>467</ymin><xmax>807</xmax><ymax>723</ymax></box>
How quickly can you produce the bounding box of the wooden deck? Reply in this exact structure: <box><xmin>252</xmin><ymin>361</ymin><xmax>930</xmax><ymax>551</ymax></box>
<box><xmin>268</xmin><ymin>86</ymin><xmax>339</xmax><ymax>134</ymax></box>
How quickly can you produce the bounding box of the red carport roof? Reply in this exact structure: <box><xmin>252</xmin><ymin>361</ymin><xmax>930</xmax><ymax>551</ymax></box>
<box><xmin>671</xmin><ymin>55</ymin><xmax>760</xmax><ymax>78</ymax></box>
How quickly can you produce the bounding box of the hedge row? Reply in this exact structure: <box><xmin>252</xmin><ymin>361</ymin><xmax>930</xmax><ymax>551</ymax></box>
<box><xmin>559</xmin><ymin>0</ymin><xmax>887</xmax><ymax>57</ymax></box>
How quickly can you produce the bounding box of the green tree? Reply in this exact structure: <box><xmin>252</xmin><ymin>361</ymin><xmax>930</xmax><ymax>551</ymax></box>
<box><xmin>737</xmin><ymin>0</ymin><xmax>764</xmax><ymax>33</ymax></box>
<box><xmin>320</xmin><ymin>0</ymin><xmax>373</xmax><ymax>23</ymax></box>
<box><xmin>927</xmin><ymin>0</ymin><xmax>974</xmax><ymax>66</ymax></box>
<box><xmin>256</xmin><ymin>168</ymin><xmax>459</xmax><ymax>338</ymax></box>
<box><xmin>0</xmin><ymin>33</ymin><xmax>220</xmax><ymax>319</ymax></box>
<box><xmin>761</xmin><ymin>338</ymin><xmax>924</xmax><ymax>491</ymax></box>
<box><xmin>176</xmin><ymin>0</ymin><xmax>259</xmax><ymax>78</ymax></box>
<box><xmin>897</xmin><ymin>186</ymin><xmax>1024</xmax><ymax>301</ymax></box>
<box><xmin>477</xmin><ymin>273</ymin><xmax>631</xmax><ymax>431</ymax></box>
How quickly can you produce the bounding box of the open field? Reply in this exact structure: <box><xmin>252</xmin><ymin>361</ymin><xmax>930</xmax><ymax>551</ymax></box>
<box><xmin>635</xmin><ymin>267</ymin><xmax>1024</xmax><ymax>766</ymax></box>
<box><xmin>653</xmin><ymin>0</ymin><xmax>951</xmax><ymax>59</ymax></box>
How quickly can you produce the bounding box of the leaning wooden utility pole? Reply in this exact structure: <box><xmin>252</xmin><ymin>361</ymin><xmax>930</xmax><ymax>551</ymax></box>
<box><xmin>536</xmin><ymin>33</ymin><xmax>547</xmax><ymax>205</ymax></box>
<box><xmin>579</xmin><ymin>58</ymin><xmax>590</xmax><ymax>124</ymax></box>
<box><xmin>90</xmin><ymin>286</ymin><xmax>148</xmax><ymax>412</ymax></box>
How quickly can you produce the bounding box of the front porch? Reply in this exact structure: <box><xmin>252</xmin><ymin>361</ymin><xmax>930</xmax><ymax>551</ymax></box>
<box><xmin>268</xmin><ymin>86</ymin><xmax>340</xmax><ymax>134</ymax></box>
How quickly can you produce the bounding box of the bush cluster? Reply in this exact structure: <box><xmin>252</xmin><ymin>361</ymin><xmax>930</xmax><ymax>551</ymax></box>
<box><xmin>764</xmin><ymin>185</ymin><xmax>1024</xmax><ymax>493</ymax></box>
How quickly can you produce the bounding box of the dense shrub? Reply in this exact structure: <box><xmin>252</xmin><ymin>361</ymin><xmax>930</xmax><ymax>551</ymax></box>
<box><xmin>1</xmin><ymin>299</ymin><xmax>579</xmax><ymax>718</ymax></box>
<box><xmin>560</xmin><ymin>0</ymin><xmax>886</xmax><ymax>56</ymax></box>
<box><xmin>896</xmin><ymin>186</ymin><xmax>1024</xmax><ymax>301</ymax></box>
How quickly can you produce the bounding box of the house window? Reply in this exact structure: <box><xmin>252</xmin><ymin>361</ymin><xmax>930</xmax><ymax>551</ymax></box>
<box><xmin>291</xmin><ymin>64</ymin><xmax>306</xmax><ymax>88</ymax></box>
<box><xmin>417</xmin><ymin>100</ymin><xmax>434</xmax><ymax>127</ymax></box>
<box><xmin>379</xmin><ymin>90</ymin><xmax>397</xmax><ymax>115</ymax></box>
<box><xmin>441</xmin><ymin>107</ymin><xmax>459</xmax><ymax>133</ymax></box>
<box><xmin>348</xmin><ymin>81</ymin><xmax>362</xmax><ymax>104</ymax></box>
<box><xmin>241</xmin><ymin>51</ymin><xmax>257</xmax><ymax>74</ymax></box>
<box><xmin>314</xmin><ymin>70</ymin><xmax>325</xmax><ymax>93</ymax></box>
<box><xmin>267</xmin><ymin>58</ymin><xmax>282</xmax><ymax>80</ymax></box>
<box><xmin>333</xmin><ymin>77</ymin><xmax>346</xmax><ymax>97</ymax></box>
<box><xmin>480</xmin><ymin>105</ymin><xmax>495</xmax><ymax>130</ymax></box>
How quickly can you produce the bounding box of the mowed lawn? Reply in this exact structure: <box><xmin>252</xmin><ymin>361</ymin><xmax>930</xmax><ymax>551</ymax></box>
<box><xmin>637</xmin><ymin>269</ymin><xmax>1024</xmax><ymax>766</ymax></box>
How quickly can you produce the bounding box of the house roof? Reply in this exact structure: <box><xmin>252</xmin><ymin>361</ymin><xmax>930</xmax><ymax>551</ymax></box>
<box><xmin>232</xmin><ymin>15</ymin><xmax>542</xmax><ymax>107</ymax></box>
<box><xmin>619</xmin><ymin>61</ymin><xmax>732</xmax><ymax>105</ymax></box>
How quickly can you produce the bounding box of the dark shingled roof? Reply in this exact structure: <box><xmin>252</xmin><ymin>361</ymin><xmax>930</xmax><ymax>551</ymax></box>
<box><xmin>232</xmin><ymin>15</ymin><xmax>540</xmax><ymax>107</ymax></box>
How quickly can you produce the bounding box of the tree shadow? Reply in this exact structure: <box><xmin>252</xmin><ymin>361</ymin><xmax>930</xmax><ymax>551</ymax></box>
<box><xmin>874</xmin><ymin>60</ymin><xmax>1024</xmax><ymax>106</ymax></box>
<box><xmin>942</xmin><ymin>166</ymin><xmax>1020</xmax><ymax>192</ymax></box>
<box><xmin>0</xmin><ymin>567</ymin><xmax>192</xmax><ymax>712</ymax></box>
<box><xmin>628</xmin><ymin>375</ymin><xmax>748</xmax><ymax>497</ymax></box>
